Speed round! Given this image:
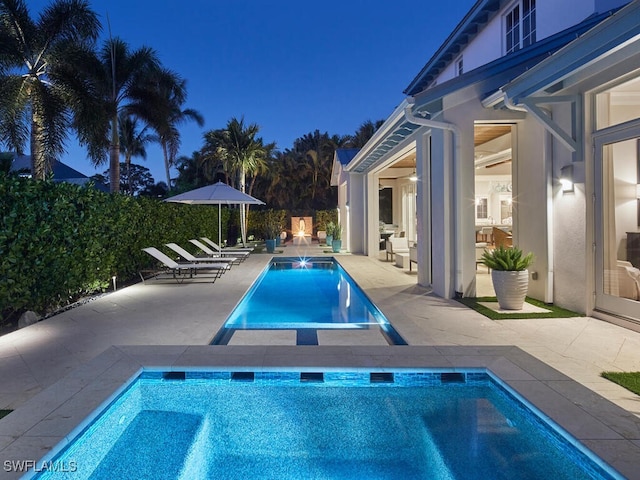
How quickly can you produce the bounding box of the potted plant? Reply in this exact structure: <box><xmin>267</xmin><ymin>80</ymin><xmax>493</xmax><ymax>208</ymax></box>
<box><xmin>264</xmin><ymin>211</ymin><xmax>280</xmax><ymax>253</ymax></box>
<box><xmin>331</xmin><ymin>222</ymin><xmax>342</xmax><ymax>253</ymax></box>
<box><xmin>325</xmin><ymin>221</ymin><xmax>335</xmax><ymax>247</ymax></box>
<box><xmin>481</xmin><ymin>245</ymin><xmax>534</xmax><ymax>310</ymax></box>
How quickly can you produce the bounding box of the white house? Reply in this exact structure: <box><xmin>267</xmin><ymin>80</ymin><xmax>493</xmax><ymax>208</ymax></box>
<box><xmin>333</xmin><ymin>0</ymin><xmax>640</xmax><ymax>329</ymax></box>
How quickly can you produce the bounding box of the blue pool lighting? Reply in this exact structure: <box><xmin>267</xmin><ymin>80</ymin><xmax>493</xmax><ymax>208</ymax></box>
<box><xmin>31</xmin><ymin>369</ymin><xmax>623</xmax><ymax>479</ymax></box>
<box><xmin>211</xmin><ymin>257</ymin><xmax>406</xmax><ymax>345</ymax></box>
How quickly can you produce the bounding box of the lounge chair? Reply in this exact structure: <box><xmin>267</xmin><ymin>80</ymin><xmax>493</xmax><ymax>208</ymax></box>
<box><xmin>189</xmin><ymin>239</ymin><xmax>249</xmax><ymax>262</ymax></box>
<box><xmin>141</xmin><ymin>247</ymin><xmax>230</xmax><ymax>283</ymax></box>
<box><xmin>200</xmin><ymin>237</ymin><xmax>253</xmax><ymax>253</ymax></box>
<box><xmin>165</xmin><ymin>243</ymin><xmax>239</xmax><ymax>266</ymax></box>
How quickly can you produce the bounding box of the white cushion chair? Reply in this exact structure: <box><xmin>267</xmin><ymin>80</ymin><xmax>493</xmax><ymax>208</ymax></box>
<box><xmin>386</xmin><ymin>236</ymin><xmax>410</xmax><ymax>261</ymax></box>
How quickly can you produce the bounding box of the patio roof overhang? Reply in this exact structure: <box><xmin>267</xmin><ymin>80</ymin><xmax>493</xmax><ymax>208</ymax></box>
<box><xmin>344</xmin><ymin>99</ymin><xmax>423</xmax><ymax>174</ymax></box>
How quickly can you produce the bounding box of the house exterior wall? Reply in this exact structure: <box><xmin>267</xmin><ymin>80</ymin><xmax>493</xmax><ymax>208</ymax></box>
<box><xmin>550</xmin><ymin>103</ymin><xmax>590</xmax><ymax>313</ymax></box>
<box><xmin>346</xmin><ymin>172</ymin><xmax>366</xmax><ymax>254</ymax></box>
<box><xmin>340</xmin><ymin>0</ymin><xmax>638</xmax><ymax>326</ymax></box>
<box><xmin>433</xmin><ymin>0</ymin><xmax>629</xmax><ymax>87</ymax></box>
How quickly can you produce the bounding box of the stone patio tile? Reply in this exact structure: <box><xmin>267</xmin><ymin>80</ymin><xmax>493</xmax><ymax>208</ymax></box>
<box><xmin>580</xmin><ymin>439</ymin><xmax>640</xmax><ymax>480</ymax></box>
<box><xmin>506</xmin><ymin>379</ymin><xmax>624</xmax><ymax>440</ymax></box>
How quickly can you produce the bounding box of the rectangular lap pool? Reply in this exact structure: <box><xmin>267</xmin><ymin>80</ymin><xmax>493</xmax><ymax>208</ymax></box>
<box><xmin>31</xmin><ymin>369</ymin><xmax>621</xmax><ymax>479</ymax></box>
<box><xmin>211</xmin><ymin>257</ymin><xmax>406</xmax><ymax>345</ymax></box>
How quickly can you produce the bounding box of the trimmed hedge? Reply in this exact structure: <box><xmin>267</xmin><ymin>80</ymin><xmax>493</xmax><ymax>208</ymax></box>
<box><xmin>0</xmin><ymin>175</ymin><xmax>228</xmax><ymax>323</ymax></box>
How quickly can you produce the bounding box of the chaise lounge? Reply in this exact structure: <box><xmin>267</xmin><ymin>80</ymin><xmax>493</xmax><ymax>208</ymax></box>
<box><xmin>165</xmin><ymin>243</ymin><xmax>239</xmax><ymax>266</ymax></box>
<box><xmin>141</xmin><ymin>247</ymin><xmax>230</xmax><ymax>283</ymax></box>
<box><xmin>200</xmin><ymin>237</ymin><xmax>253</xmax><ymax>258</ymax></box>
<box><xmin>189</xmin><ymin>239</ymin><xmax>249</xmax><ymax>262</ymax></box>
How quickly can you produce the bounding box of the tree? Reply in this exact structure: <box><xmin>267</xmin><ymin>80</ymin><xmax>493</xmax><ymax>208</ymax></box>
<box><xmin>118</xmin><ymin>113</ymin><xmax>154</xmax><ymax>195</ymax></box>
<box><xmin>0</xmin><ymin>0</ymin><xmax>100</xmax><ymax>179</ymax></box>
<box><xmin>74</xmin><ymin>37</ymin><xmax>163</xmax><ymax>193</ymax></box>
<box><xmin>346</xmin><ymin>119</ymin><xmax>385</xmax><ymax>148</ymax></box>
<box><xmin>203</xmin><ymin>117</ymin><xmax>267</xmax><ymax>244</ymax></box>
<box><xmin>141</xmin><ymin>71</ymin><xmax>203</xmax><ymax>189</ymax></box>
<box><xmin>97</xmin><ymin>162</ymin><xmax>154</xmax><ymax>196</ymax></box>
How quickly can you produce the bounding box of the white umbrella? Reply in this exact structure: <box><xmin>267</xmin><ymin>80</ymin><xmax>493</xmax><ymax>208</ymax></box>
<box><xmin>164</xmin><ymin>181</ymin><xmax>265</xmax><ymax>248</ymax></box>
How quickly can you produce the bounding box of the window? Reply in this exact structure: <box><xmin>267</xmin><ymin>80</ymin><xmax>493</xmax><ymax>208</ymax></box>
<box><xmin>456</xmin><ymin>57</ymin><xmax>463</xmax><ymax>76</ymax></box>
<box><xmin>475</xmin><ymin>197</ymin><xmax>488</xmax><ymax>220</ymax></box>
<box><xmin>505</xmin><ymin>0</ymin><xmax>536</xmax><ymax>54</ymax></box>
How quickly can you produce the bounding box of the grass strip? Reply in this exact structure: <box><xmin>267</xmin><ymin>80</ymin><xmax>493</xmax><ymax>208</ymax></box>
<box><xmin>601</xmin><ymin>371</ymin><xmax>640</xmax><ymax>396</ymax></box>
<box><xmin>456</xmin><ymin>296</ymin><xmax>582</xmax><ymax>320</ymax></box>
<box><xmin>0</xmin><ymin>410</ymin><xmax>12</xmax><ymax>420</ymax></box>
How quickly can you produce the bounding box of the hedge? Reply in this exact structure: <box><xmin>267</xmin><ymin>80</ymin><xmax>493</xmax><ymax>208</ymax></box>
<box><xmin>0</xmin><ymin>175</ymin><xmax>229</xmax><ymax>323</ymax></box>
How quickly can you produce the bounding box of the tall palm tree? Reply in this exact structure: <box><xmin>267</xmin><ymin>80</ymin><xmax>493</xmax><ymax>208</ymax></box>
<box><xmin>139</xmin><ymin>70</ymin><xmax>203</xmax><ymax>189</ymax></box>
<box><xmin>0</xmin><ymin>0</ymin><xmax>100</xmax><ymax>179</ymax></box>
<box><xmin>118</xmin><ymin>113</ymin><xmax>154</xmax><ymax>195</ymax></box>
<box><xmin>74</xmin><ymin>37</ymin><xmax>163</xmax><ymax>193</ymax></box>
<box><xmin>209</xmin><ymin>117</ymin><xmax>267</xmax><ymax>245</ymax></box>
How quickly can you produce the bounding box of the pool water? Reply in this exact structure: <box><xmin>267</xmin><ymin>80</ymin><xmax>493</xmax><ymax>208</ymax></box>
<box><xmin>33</xmin><ymin>370</ymin><xmax>621</xmax><ymax>480</ymax></box>
<box><xmin>211</xmin><ymin>257</ymin><xmax>406</xmax><ymax>345</ymax></box>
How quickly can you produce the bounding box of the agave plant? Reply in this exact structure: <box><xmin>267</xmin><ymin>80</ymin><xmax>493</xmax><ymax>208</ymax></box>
<box><xmin>481</xmin><ymin>246</ymin><xmax>534</xmax><ymax>271</ymax></box>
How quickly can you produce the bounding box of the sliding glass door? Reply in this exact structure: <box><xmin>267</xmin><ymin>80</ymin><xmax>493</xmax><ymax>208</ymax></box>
<box><xmin>594</xmin><ymin>123</ymin><xmax>640</xmax><ymax>321</ymax></box>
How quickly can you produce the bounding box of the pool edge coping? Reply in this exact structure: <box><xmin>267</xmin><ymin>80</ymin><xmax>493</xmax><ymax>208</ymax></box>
<box><xmin>0</xmin><ymin>345</ymin><xmax>638</xmax><ymax>479</ymax></box>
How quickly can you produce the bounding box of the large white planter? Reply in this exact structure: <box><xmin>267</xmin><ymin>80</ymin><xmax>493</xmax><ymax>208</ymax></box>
<box><xmin>491</xmin><ymin>270</ymin><xmax>529</xmax><ymax>310</ymax></box>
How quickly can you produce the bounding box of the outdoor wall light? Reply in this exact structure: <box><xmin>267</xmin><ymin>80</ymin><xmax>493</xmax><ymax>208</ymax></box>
<box><xmin>636</xmin><ymin>183</ymin><xmax>640</xmax><ymax>199</ymax></box>
<box><xmin>409</xmin><ymin>170</ymin><xmax>418</xmax><ymax>182</ymax></box>
<box><xmin>560</xmin><ymin>165</ymin><xmax>574</xmax><ymax>193</ymax></box>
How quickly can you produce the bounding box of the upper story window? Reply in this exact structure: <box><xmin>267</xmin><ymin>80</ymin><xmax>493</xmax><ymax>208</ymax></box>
<box><xmin>505</xmin><ymin>0</ymin><xmax>536</xmax><ymax>54</ymax></box>
<box><xmin>456</xmin><ymin>57</ymin><xmax>464</xmax><ymax>76</ymax></box>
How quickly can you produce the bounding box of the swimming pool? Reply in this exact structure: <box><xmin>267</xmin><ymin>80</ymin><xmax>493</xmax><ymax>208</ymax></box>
<box><xmin>31</xmin><ymin>368</ymin><xmax>621</xmax><ymax>479</ymax></box>
<box><xmin>211</xmin><ymin>257</ymin><xmax>406</xmax><ymax>345</ymax></box>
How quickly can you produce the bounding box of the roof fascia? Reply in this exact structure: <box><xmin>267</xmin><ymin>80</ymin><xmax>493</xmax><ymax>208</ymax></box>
<box><xmin>410</xmin><ymin>11</ymin><xmax>616</xmax><ymax>112</ymax></box>
<box><xmin>405</xmin><ymin>0</ymin><xmax>501</xmax><ymax>95</ymax></box>
<box><xmin>503</xmin><ymin>3</ymin><xmax>639</xmax><ymax>104</ymax></box>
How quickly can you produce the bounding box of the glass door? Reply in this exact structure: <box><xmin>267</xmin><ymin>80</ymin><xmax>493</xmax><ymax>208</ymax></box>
<box><xmin>594</xmin><ymin>123</ymin><xmax>640</xmax><ymax>321</ymax></box>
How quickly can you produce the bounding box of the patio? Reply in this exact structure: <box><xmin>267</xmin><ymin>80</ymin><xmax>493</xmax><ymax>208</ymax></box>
<box><xmin>1</xmin><ymin>241</ymin><xmax>640</xmax><ymax>477</ymax></box>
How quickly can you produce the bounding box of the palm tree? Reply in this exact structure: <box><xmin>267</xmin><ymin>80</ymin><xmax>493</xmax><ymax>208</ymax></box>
<box><xmin>118</xmin><ymin>113</ymin><xmax>154</xmax><ymax>195</ymax></box>
<box><xmin>0</xmin><ymin>0</ymin><xmax>100</xmax><ymax>179</ymax></box>
<box><xmin>74</xmin><ymin>37</ymin><xmax>163</xmax><ymax>193</ymax></box>
<box><xmin>207</xmin><ymin>117</ymin><xmax>267</xmax><ymax>244</ymax></box>
<box><xmin>140</xmin><ymin>70</ymin><xmax>203</xmax><ymax>189</ymax></box>
<box><xmin>292</xmin><ymin>130</ymin><xmax>346</xmax><ymax>208</ymax></box>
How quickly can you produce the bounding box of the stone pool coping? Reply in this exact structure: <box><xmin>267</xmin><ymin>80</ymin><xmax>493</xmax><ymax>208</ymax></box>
<box><xmin>1</xmin><ymin>345</ymin><xmax>639</xmax><ymax>479</ymax></box>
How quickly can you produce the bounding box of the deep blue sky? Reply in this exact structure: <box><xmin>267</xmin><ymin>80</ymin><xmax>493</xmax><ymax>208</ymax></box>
<box><xmin>29</xmin><ymin>0</ymin><xmax>476</xmax><ymax>184</ymax></box>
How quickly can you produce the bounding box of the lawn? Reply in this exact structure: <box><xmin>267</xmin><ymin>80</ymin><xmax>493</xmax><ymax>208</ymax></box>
<box><xmin>457</xmin><ymin>296</ymin><xmax>582</xmax><ymax>320</ymax></box>
<box><xmin>601</xmin><ymin>371</ymin><xmax>640</xmax><ymax>396</ymax></box>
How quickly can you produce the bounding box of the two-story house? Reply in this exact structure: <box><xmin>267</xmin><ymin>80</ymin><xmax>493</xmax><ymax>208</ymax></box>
<box><xmin>332</xmin><ymin>0</ymin><xmax>640</xmax><ymax>328</ymax></box>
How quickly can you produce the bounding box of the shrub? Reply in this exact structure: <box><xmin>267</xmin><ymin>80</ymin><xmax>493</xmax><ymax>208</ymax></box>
<box><xmin>0</xmin><ymin>175</ymin><xmax>228</xmax><ymax>324</ymax></box>
<box><xmin>481</xmin><ymin>245</ymin><xmax>534</xmax><ymax>271</ymax></box>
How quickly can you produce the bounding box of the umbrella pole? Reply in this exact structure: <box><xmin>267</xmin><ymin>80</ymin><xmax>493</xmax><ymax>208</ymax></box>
<box><xmin>218</xmin><ymin>204</ymin><xmax>222</xmax><ymax>249</ymax></box>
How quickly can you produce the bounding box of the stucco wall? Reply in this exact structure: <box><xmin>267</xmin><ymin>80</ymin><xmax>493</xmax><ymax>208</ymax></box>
<box><xmin>551</xmin><ymin>103</ymin><xmax>588</xmax><ymax>313</ymax></box>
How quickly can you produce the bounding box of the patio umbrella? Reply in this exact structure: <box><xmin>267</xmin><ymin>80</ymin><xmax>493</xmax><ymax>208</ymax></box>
<box><xmin>164</xmin><ymin>181</ymin><xmax>265</xmax><ymax>248</ymax></box>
